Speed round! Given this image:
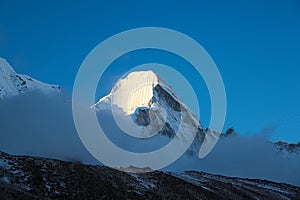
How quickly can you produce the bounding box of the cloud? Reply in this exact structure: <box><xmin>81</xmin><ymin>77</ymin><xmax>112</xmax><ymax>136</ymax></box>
<box><xmin>0</xmin><ymin>93</ymin><xmax>299</xmax><ymax>186</ymax></box>
<box><xmin>0</xmin><ymin>92</ymin><xmax>98</xmax><ymax>164</ymax></box>
<box><xmin>167</xmin><ymin>134</ymin><xmax>300</xmax><ymax>186</ymax></box>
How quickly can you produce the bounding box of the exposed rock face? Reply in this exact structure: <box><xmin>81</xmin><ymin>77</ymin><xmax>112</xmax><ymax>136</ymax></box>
<box><xmin>275</xmin><ymin>141</ymin><xmax>300</xmax><ymax>155</ymax></box>
<box><xmin>0</xmin><ymin>151</ymin><xmax>299</xmax><ymax>200</ymax></box>
<box><xmin>153</xmin><ymin>84</ymin><xmax>181</xmax><ymax>112</ymax></box>
<box><xmin>159</xmin><ymin>122</ymin><xmax>176</xmax><ymax>138</ymax></box>
<box><xmin>133</xmin><ymin>107</ymin><xmax>151</xmax><ymax>126</ymax></box>
<box><xmin>220</xmin><ymin>127</ymin><xmax>238</xmax><ymax>138</ymax></box>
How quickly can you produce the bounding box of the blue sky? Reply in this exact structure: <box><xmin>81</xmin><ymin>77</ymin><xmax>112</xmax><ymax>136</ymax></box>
<box><xmin>0</xmin><ymin>0</ymin><xmax>300</xmax><ymax>142</ymax></box>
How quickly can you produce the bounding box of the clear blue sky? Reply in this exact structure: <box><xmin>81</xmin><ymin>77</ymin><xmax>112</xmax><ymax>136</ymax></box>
<box><xmin>0</xmin><ymin>0</ymin><xmax>299</xmax><ymax>142</ymax></box>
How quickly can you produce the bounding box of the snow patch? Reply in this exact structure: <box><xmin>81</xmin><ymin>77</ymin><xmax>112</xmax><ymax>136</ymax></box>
<box><xmin>1</xmin><ymin>176</ymin><xmax>10</xmax><ymax>183</ymax></box>
<box><xmin>130</xmin><ymin>173</ymin><xmax>156</xmax><ymax>189</ymax></box>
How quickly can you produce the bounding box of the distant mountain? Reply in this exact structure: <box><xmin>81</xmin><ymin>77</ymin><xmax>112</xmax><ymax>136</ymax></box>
<box><xmin>0</xmin><ymin>58</ymin><xmax>61</xmax><ymax>99</ymax></box>
<box><xmin>220</xmin><ymin>129</ymin><xmax>300</xmax><ymax>155</ymax></box>
<box><xmin>219</xmin><ymin>128</ymin><xmax>300</xmax><ymax>155</ymax></box>
<box><xmin>92</xmin><ymin>70</ymin><xmax>212</xmax><ymax>160</ymax></box>
<box><xmin>0</xmin><ymin>57</ymin><xmax>97</xmax><ymax>165</ymax></box>
<box><xmin>1</xmin><ymin>151</ymin><xmax>299</xmax><ymax>199</ymax></box>
<box><xmin>275</xmin><ymin>141</ymin><xmax>300</xmax><ymax>155</ymax></box>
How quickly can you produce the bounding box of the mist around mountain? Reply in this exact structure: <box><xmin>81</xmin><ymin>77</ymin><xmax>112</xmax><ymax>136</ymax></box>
<box><xmin>0</xmin><ymin>57</ymin><xmax>299</xmax><ymax>188</ymax></box>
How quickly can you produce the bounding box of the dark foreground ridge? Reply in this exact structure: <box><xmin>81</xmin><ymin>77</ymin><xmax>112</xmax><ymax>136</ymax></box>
<box><xmin>0</xmin><ymin>151</ymin><xmax>299</xmax><ymax>200</ymax></box>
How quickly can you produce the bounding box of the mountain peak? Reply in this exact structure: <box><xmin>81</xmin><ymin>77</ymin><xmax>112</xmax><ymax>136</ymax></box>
<box><xmin>0</xmin><ymin>57</ymin><xmax>61</xmax><ymax>99</ymax></box>
<box><xmin>92</xmin><ymin>70</ymin><xmax>205</xmax><ymax>156</ymax></box>
<box><xmin>0</xmin><ymin>57</ymin><xmax>16</xmax><ymax>76</ymax></box>
<box><xmin>92</xmin><ymin>70</ymin><xmax>179</xmax><ymax>114</ymax></box>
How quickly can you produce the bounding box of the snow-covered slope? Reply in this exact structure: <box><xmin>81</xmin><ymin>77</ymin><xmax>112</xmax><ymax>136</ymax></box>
<box><xmin>92</xmin><ymin>70</ymin><xmax>205</xmax><ymax>155</ymax></box>
<box><xmin>0</xmin><ymin>58</ymin><xmax>61</xmax><ymax>99</ymax></box>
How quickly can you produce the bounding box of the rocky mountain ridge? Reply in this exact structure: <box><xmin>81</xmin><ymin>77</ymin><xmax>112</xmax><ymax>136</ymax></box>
<box><xmin>0</xmin><ymin>58</ymin><xmax>61</xmax><ymax>99</ymax></box>
<box><xmin>1</xmin><ymin>151</ymin><xmax>299</xmax><ymax>200</ymax></box>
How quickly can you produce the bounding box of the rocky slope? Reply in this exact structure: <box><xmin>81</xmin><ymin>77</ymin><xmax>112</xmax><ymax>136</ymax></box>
<box><xmin>0</xmin><ymin>151</ymin><xmax>299</xmax><ymax>200</ymax></box>
<box><xmin>275</xmin><ymin>141</ymin><xmax>300</xmax><ymax>155</ymax></box>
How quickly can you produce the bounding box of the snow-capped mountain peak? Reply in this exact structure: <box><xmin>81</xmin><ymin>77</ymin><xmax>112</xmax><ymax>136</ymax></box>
<box><xmin>92</xmin><ymin>70</ymin><xmax>205</xmax><ymax>154</ymax></box>
<box><xmin>92</xmin><ymin>70</ymin><xmax>181</xmax><ymax>114</ymax></box>
<box><xmin>0</xmin><ymin>57</ymin><xmax>61</xmax><ymax>99</ymax></box>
